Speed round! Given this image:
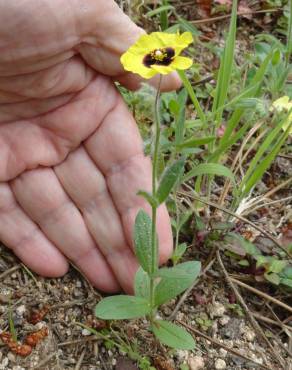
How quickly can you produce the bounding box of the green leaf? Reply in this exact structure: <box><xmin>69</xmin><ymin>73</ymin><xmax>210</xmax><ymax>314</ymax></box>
<box><xmin>154</xmin><ymin>261</ymin><xmax>201</xmax><ymax>306</ymax></box>
<box><xmin>146</xmin><ymin>5</ymin><xmax>174</xmax><ymax>17</ymax></box>
<box><xmin>238</xmin><ymin>259</ymin><xmax>250</xmax><ymax>267</ymax></box>
<box><xmin>152</xmin><ymin>320</ymin><xmax>195</xmax><ymax>350</ymax></box>
<box><xmin>134</xmin><ymin>210</ymin><xmax>156</xmax><ymax>274</ymax></box>
<box><xmin>137</xmin><ymin>190</ymin><xmax>158</xmax><ymax>208</ymax></box>
<box><xmin>183</xmin><ymin>163</ymin><xmax>236</xmax><ymax>184</ymax></box>
<box><xmin>176</xmin><ymin>136</ymin><xmax>216</xmax><ymax>149</ymax></box>
<box><xmin>239</xmin><ymin>119</ymin><xmax>292</xmax><ymax>197</ymax></box>
<box><xmin>255</xmin><ymin>255</ymin><xmax>269</xmax><ymax>268</ymax></box>
<box><xmin>177</xmin><ymin>17</ymin><xmax>200</xmax><ymax>37</ymax></box>
<box><xmin>280</xmin><ymin>278</ymin><xmax>292</xmax><ymax>288</ymax></box>
<box><xmin>174</xmin><ymin>88</ymin><xmax>188</xmax><ymax>146</ymax></box>
<box><xmin>156</xmin><ymin>159</ymin><xmax>185</xmax><ymax>204</ymax></box>
<box><xmin>212</xmin><ymin>0</ymin><xmax>238</xmax><ymax>126</ymax></box>
<box><xmin>267</xmin><ymin>259</ymin><xmax>288</xmax><ymax>274</ymax></box>
<box><xmin>178</xmin><ymin>70</ymin><xmax>206</xmax><ymax>125</ymax></box>
<box><xmin>280</xmin><ymin>266</ymin><xmax>292</xmax><ymax>279</ymax></box>
<box><xmin>134</xmin><ymin>267</ymin><xmax>150</xmax><ymax>300</ymax></box>
<box><xmin>171</xmin><ymin>243</ymin><xmax>187</xmax><ymax>265</ymax></box>
<box><xmin>264</xmin><ymin>272</ymin><xmax>280</xmax><ymax>285</ymax></box>
<box><xmin>95</xmin><ymin>296</ymin><xmax>150</xmax><ymax>320</ymax></box>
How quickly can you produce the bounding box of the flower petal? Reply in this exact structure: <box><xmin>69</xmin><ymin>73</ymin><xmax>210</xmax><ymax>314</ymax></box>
<box><xmin>171</xmin><ymin>56</ymin><xmax>193</xmax><ymax>70</ymax></box>
<box><xmin>120</xmin><ymin>31</ymin><xmax>194</xmax><ymax>78</ymax></box>
<box><xmin>120</xmin><ymin>52</ymin><xmax>157</xmax><ymax>79</ymax></box>
<box><xmin>150</xmin><ymin>65</ymin><xmax>174</xmax><ymax>75</ymax></box>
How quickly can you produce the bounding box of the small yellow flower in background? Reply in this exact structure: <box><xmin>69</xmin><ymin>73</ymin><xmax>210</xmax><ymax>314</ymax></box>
<box><xmin>121</xmin><ymin>32</ymin><xmax>193</xmax><ymax>79</ymax></box>
<box><xmin>270</xmin><ymin>96</ymin><xmax>292</xmax><ymax>134</ymax></box>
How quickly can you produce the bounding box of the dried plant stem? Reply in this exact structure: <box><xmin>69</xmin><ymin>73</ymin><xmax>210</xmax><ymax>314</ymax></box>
<box><xmin>178</xmin><ymin>320</ymin><xmax>271</xmax><ymax>370</ymax></box>
<box><xmin>217</xmin><ymin>250</ymin><xmax>286</xmax><ymax>369</ymax></box>
<box><xmin>188</xmin><ymin>8</ymin><xmax>281</xmax><ymax>24</ymax></box>
<box><xmin>251</xmin><ymin>311</ymin><xmax>292</xmax><ymax>332</ymax></box>
<box><xmin>230</xmin><ymin>277</ymin><xmax>292</xmax><ymax>314</ymax></box>
<box><xmin>219</xmin><ymin>121</ymin><xmax>267</xmax><ymax>206</ymax></box>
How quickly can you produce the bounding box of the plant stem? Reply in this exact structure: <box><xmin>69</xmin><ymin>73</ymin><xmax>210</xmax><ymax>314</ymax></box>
<box><xmin>177</xmin><ymin>70</ymin><xmax>206</xmax><ymax>125</ymax></box>
<box><xmin>286</xmin><ymin>0</ymin><xmax>292</xmax><ymax>66</ymax></box>
<box><xmin>149</xmin><ymin>75</ymin><xmax>163</xmax><ymax>323</ymax></box>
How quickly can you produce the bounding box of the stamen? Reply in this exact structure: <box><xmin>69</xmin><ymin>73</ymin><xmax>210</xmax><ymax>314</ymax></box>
<box><xmin>143</xmin><ymin>47</ymin><xmax>175</xmax><ymax>68</ymax></box>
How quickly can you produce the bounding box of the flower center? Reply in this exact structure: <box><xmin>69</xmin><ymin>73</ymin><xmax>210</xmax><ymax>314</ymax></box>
<box><xmin>143</xmin><ymin>47</ymin><xmax>175</xmax><ymax>68</ymax></box>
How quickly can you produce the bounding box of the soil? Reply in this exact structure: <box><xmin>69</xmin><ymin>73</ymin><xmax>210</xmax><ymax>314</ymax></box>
<box><xmin>0</xmin><ymin>2</ymin><xmax>291</xmax><ymax>369</ymax></box>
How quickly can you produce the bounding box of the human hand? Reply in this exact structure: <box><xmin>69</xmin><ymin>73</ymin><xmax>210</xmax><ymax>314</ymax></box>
<box><xmin>0</xmin><ymin>0</ymin><xmax>180</xmax><ymax>292</ymax></box>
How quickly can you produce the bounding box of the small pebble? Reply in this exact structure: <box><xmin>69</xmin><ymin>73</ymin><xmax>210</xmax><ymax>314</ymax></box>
<box><xmin>76</xmin><ymin>280</ymin><xmax>82</xmax><ymax>288</ymax></box>
<box><xmin>0</xmin><ymin>357</ymin><xmax>9</xmax><ymax>370</ymax></box>
<box><xmin>35</xmin><ymin>321</ymin><xmax>46</xmax><ymax>330</ymax></box>
<box><xmin>243</xmin><ymin>328</ymin><xmax>256</xmax><ymax>342</ymax></box>
<box><xmin>176</xmin><ymin>350</ymin><xmax>189</xmax><ymax>361</ymax></box>
<box><xmin>188</xmin><ymin>356</ymin><xmax>205</xmax><ymax>370</ymax></box>
<box><xmin>7</xmin><ymin>352</ymin><xmax>16</xmax><ymax>363</ymax></box>
<box><xmin>208</xmin><ymin>302</ymin><xmax>226</xmax><ymax>318</ymax></box>
<box><xmin>112</xmin><ymin>358</ymin><xmax>117</xmax><ymax>366</ymax></box>
<box><xmin>219</xmin><ymin>315</ymin><xmax>230</xmax><ymax>326</ymax></box>
<box><xmin>16</xmin><ymin>305</ymin><xmax>26</xmax><ymax>316</ymax></box>
<box><xmin>81</xmin><ymin>328</ymin><xmax>91</xmax><ymax>336</ymax></box>
<box><xmin>215</xmin><ymin>359</ymin><xmax>226</xmax><ymax>370</ymax></box>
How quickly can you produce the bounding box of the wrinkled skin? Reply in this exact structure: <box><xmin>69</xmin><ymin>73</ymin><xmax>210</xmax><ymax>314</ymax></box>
<box><xmin>0</xmin><ymin>0</ymin><xmax>180</xmax><ymax>293</ymax></box>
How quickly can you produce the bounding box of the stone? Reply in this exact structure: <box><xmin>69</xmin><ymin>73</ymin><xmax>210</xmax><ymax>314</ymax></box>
<box><xmin>208</xmin><ymin>302</ymin><xmax>226</xmax><ymax>319</ymax></box>
<box><xmin>16</xmin><ymin>305</ymin><xmax>26</xmax><ymax>316</ymax></box>
<box><xmin>219</xmin><ymin>315</ymin><xmax>230</xmax><ymax>326</ymax></box>
<box><xmin>7</xmin><ymin>352</ymin><xmax>16</xmax><ymax>362</ymax></box>
<box><xmin>81</xmin><ymin>328</ymin><xmax>91</xmax><ymax>336</ymax></box>
<box><xmin>243</xmin><ymin>327</ymin><xmax>256</xmax><ymax>342</ymax></box>
<box><xmin>188</xmin><ymin>356</ymin><xmax>205</xmax><ymax>370</ymax></box>
<box><xmin>214</xmin><ymin>359</ymin><xmax>227</xmax><ymax>369</ymax></box>
<box><xmin>176</xmin><ymin>350</ymin><xmax>189</xmax><ymax>361</ymax></box>
<box><xmin>219</xmin><ymin>348</ymin><xmax>227</xmax><ymax>358</ymax></box>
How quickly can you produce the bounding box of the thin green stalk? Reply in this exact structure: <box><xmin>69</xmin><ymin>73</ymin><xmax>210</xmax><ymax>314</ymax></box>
<box><xmin>149</xmin><ymin>75</ymin><xmax>163</xmax><ymax>322</ymax></box>
<box><xmin>286</xmin><ymin>0</ymin><xmax>292</xmax><ymax>65</ymax></box>
<box><xmin>177</xmin><ymin>70</ymin><xmax>206</xmax><ymax>125</ymax></box>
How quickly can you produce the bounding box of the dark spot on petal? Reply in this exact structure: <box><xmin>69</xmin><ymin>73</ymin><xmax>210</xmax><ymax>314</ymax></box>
<box><xmin>143</xmin><ymin>47</ymin><xmax>175</xmax><ymax>68</ymax></box>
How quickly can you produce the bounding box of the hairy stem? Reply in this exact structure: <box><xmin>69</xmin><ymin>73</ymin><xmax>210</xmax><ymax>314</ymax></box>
<box><xmin>149</xmin><ymin>75</ymin><xmax>162</xmax><ymax>323</ymax></box>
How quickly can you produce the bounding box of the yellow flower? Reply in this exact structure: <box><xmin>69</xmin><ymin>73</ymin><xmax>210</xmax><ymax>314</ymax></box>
<box><xmin>270</xmin><ymin>96</ymin><xmax>292</xmax><ymax>134</ymax></box>
<box><xmin>121</xmin><ymin>32</ymin><xmax>193</xmax><ymax>79</ymax></box>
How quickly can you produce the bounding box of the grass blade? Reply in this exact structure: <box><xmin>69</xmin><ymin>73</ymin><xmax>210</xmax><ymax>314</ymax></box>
<box><xmin>212</xmin><ymin>0</ymin><xmax>238</xmax><ymax>128</ymax></box>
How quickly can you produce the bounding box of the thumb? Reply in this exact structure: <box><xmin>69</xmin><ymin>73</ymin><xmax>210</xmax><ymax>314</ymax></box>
<box><xmin>76</xmin><ymin>0</ymin><xmax>180</xmax><ymax>91</ymax></box>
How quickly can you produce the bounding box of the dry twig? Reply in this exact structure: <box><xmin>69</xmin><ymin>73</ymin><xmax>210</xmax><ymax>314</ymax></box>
<box><xmin>178</xmin><ymin>320</ymin><xmax>271</xmax><ymax>370</ymax></box>
<box><xmin>217</xmin><ymin>250</ymin><xmax>286</xmax><ymax>369</ymax></box>
<box><xmin>230</xmin><ymin>278</ymin><xmax>292</xmax><ymax>314</ymax></box>
<box><xmin>168</xmin><ymin>258</ymin><xmax>215</xmax><ymax>321</ymax></box>
<box><xmin>178</xmin><ymin>190</ymin><xmax>291</xmax><ymax>259</ymax></box>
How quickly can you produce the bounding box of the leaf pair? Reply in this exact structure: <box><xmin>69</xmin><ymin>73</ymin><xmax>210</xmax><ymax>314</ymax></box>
<box><xmin>95</xmin><ymin>298</ymin><xmax>195</xmax><ymax>350</ymax></box>
<box><xmin>95</xmin><ymin>261</ymin><xmax>201</xmax><ymax>320</ymax></box>
<box><xmin>134</xmin><ymin>158</ymin><xmax>185</xmax><ymax>274</ymax></box>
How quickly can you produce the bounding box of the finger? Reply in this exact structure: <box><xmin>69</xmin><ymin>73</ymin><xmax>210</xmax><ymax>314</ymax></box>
<box><xmin>11</xmin><ymin>168</ymin><xmax>120</xmax><ymax>292</ymax></box>
<box><xmin>0</xmin><ymin>182</ymin><xmax>68</xmax><ymax>276</ymax></box>
<box><xmin>116</xmin><ymin>71</ymin><xmax>181</xmax><ymax>92</ymax></box>
<box><xmin>0</xmin><ymin>56</ymin><xmax>95</xmax><ymax>104</ymax></box>
<box><xmin>75</xmin><ymin>1</ymin><xmax>181</xmax><ymax>91</ymax></box>
<box><xmin>55</xmin><ymin>146</ymin><xmax>139</xmax><ymax>293</ymax></box>
<box><xmin>84</xmin><ymin>95</ymin><xmax>173</xmax><ymax>264</ymax></box>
